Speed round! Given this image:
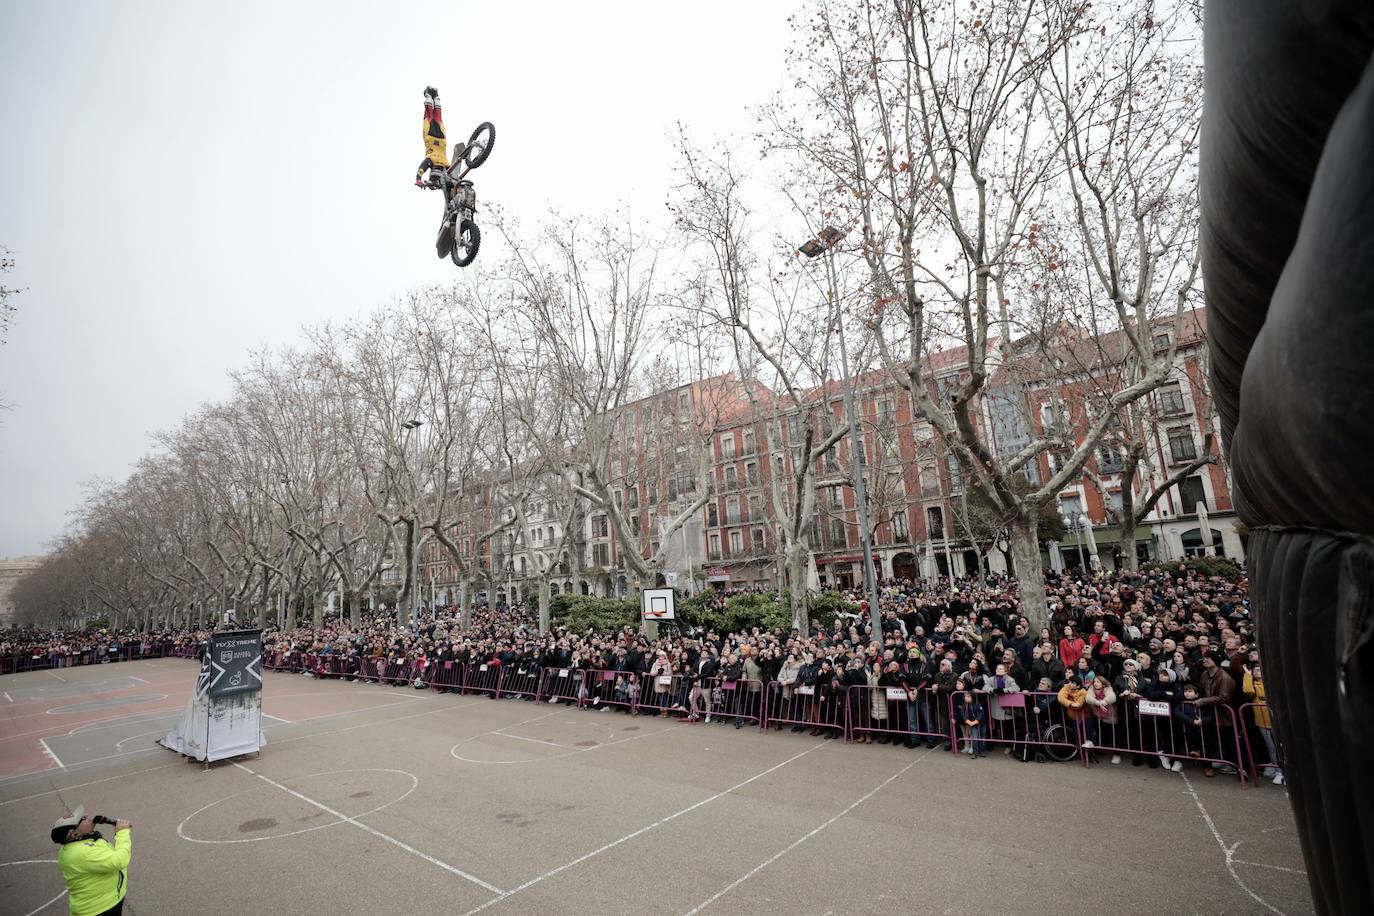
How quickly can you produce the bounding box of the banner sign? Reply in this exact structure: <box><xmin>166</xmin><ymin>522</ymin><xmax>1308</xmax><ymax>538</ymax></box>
<box><xmin>208</xmin><ymin>632</ymin><xmax>263</xmax><ymax>699</ymax></box>
<box><xmin>1137</xmin><ymin>699</ymin><xmax>1171</xmax><ymax>717</ymax></box>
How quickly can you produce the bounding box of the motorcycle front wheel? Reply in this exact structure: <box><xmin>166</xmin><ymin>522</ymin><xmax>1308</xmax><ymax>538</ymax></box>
<box><xmin>465</xmin><ymin>122</ymin><xmax>495</xmax><ymax>169</ymax></box>
<box><xmin>452</xmin><ymin>219</ymin><xmax>481</xmax><ymax>267</ymax></box>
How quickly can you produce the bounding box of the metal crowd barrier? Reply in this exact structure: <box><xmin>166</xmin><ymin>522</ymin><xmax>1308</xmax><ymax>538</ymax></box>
<box><xmin>577</xmin><ymin>668</ymin><xmax>640</xmax><ymax>712</ymax></box>
<box><xmin>763</xmin><ymin>680</ymin><xmax>846</xmax><ymax>736</ymax></box>
<box><xmin>539</xmin><ymin>667</ymin><xmax>584</xmax><ymax>704</ymax></box>
<box><xmin>1</xmin><ymin>642</ymin><xmax>185</xmax><ymax>676</ymax></box>
<box><xmin>461</xmin><ymin>661</ymin><xmax>501</xmax><ymax>697</ymax></box>
<box><xmin>848</xmin><ymin>685</ymin><xmax>955</xmax><ymax>748</ymax></box>
<box><xmin>1078</xmin><ymin>696</ymin><xmax>1248</xmax><ymax>783</ymax></box>
<box><xmin>701</xmin><ymin>676</ymin><xmax>763</xmax><ymax>726</ymax></box>
<box><xmin>501</xmin><ymin>665</ymin><xmax>542</xmax><ymax>699</ymax></box>
<box><xmin>1237</xmin><ymin>701</ymin><xmax>1280</xmax><ymax>781</ymax></box>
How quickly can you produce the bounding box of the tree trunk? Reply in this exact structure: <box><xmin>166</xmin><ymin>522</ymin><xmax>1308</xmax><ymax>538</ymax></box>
<box><xmin>459</xmin><ymin>577</ymin><xmax>473</xmax><ymax>631</ymax></box>
<box><xmin>786</xmin><ymin>543</ymin><xmax>809</xmax><ymax>632</ymax></box>
<box><xmin>538</xmin><ymin>578</ymin><xmax>551</xmax><ymax>634</ymax></box>
<box><xmin>1121</xmin><ymin>512</ymin><xmax>1141</xmax><ymax>573</ymax></box>
<box><xmin>285</xmin><ymin>589</ymin><xmax>297</xmax><ymax>633</ymax></box>
<box><xmin>1009</xmin><ymin>515</ymin><xmax>1049</xmax><ymax>635</ymax></box>
<box><xmin>348</xmin><ymin>589</ymin><xmax>361</xmax><ymax>629</ymax></box>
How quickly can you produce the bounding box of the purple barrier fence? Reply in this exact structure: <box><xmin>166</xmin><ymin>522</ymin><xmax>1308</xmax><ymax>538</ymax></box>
<box><xmin>577</xmin><ymin>668</ymin><xmax>640</xmax><ymax>712</ymax></box>
<box><xmin>501</xmin><ymin>665</ymin><xmax>542</xmax><ymax>700</ymax></box>
<box><xmin>539</xmin><ymin>667</ymin><xmax>585</xmax><ymax>704</ymax></box>
<box><xmin>464</xmin><ymin>662</ymin><xmax>503</xmax><ymax>697</ymax></box>
<box><xmin>701</xmin><ymin>676</ymin><xmax>763</xmax><ymax>726</ymax></box>
<box><xmin>848</xmin><ymin>685</ymin><xmax>958</xmax><ymax>748</ymax></box>
<box><xmin>430</xmin><ymin>660</ymin><xmax>464</xmax><ymax>692</ymax></box>
<box><xmin>1079</xmin><ymin>697</ymin><xmax>1248</xmax><ymax>783</ymax></box>
<box><xmin>946</xmin><ymin>689</ymin><xmax>1086</xmax><ymax>762</ymax></box>
<box><xmin>639</xmin><ymin>672</ymin><xmax>684</xmax><ymax>716</ymax></box>
<box><xmin>1238</xmin><ymin>701</ymin><xmax>1281</xmax><ymax>781</ymax></box>
<box><xmin>763</xmin><ymin>680</ymin><xmax>845</xmax><ymax>736</ymax></box>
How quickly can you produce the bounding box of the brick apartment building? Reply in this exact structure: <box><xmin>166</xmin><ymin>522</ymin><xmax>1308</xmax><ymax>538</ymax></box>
<box><xmin>421</xmin><ymin>308</ymin><xmax>1237</xmax><ymax>604</ymax></box>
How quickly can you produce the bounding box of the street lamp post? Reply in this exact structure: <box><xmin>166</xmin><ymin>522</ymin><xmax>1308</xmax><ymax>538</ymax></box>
<box><xmin>800</xmin><ymin>227</ymin><xmax>882</xmax><ymax>645</ymax></box>
<box><xmin>402</xmin><ymin>419</ymin><xmax>425</xmax><ymax>631</ymax></box>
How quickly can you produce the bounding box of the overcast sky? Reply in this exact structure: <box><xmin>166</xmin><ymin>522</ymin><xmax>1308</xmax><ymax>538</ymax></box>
<box><xmin>0</xmin><ymin>0</ymin><xmax>804</xmax><ymax>557</ymax></box>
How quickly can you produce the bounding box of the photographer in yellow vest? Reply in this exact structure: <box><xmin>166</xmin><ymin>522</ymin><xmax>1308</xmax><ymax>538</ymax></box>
<box><xmin>51</xmin><ymin>805</ymin><xmax>132</xmax><ymax>916</ymax></box>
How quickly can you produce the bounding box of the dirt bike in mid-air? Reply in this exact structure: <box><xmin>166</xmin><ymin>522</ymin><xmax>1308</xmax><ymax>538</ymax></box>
<box><xmin>427</xmin><ymin>121</ymin><xmax>495</xmax><ymax>267</ymax></box>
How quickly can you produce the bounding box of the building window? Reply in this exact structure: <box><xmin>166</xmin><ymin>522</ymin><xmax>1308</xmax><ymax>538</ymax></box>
<box><xmin>752</xmin><ymin>527</ymin><xmax>765</xmax><ymax>552</ymax></box>
<box><xmin>920</xmin><ymin>464</ymin><xmax>940</xmax><ymax>498</ymax></box>
<box><xmin>593</xmin><ymin>543</ymin><xmax>610</xmax><ymax>567</ymax></box>
<box><xmin>707</xmin><ymin>503</ymin><xmax>719</xmax><ymax>528</ymax></box>
<box><xmin>824</xmin><ymin>446</ymin><xmax>840</xmax><ymax>472</ymax></box>
<box><xmin>1157</xmin><ymin>383</ymin><xmax>1188</xmax><ymax>416</ymax></box>
<box><xmin>725</xmin><ymin>465</ymin><xmax>738</xmax><ymax>490</ymax></box>
<box><xmin>628</xmin><ymin>487</ymin><xmax>639</xmax><ymax>509</ymax></box>
<box><xmin>1058</xmin><ymin>494</ymin><xmax>1084</xmax><ymax>519</ymax></box>
<box><xmin>1108</xmin><ymin>490</ymin><xmax>1124</xmax><ymax>515</ymax></box>
<box><xmin>1177</xmin><ymin>475</ymin><xmax>1207</xmax><ymax>514</ymax></box>
<box><xmin>893</xmin><ymin>509</ymin><xmax>909</xmax><ymax>542</ymax></box>
<box><xmin>748</xmin><ymin>495</ymin><xmax>762</xmax><ymax>523</ymax></box>
<box><xmin>1153</xmin><ymin>332</ymin><xmax>1172</xmax><ymax>351</ymax></box>
<box><xmin>1168</xmin><ymin>427</ymin><xmax>1198</xmax><ymax>463</ymax></box>
<box><xmin>1097</xmin><ymin>446</ymin><xmax>1125</xmax><ymax>475</ymax></box>
<box><xmin>946</xmin><ymin>456</ymin><xmax>964</xmax><ymax>496</ymax></box>
<box><xmin>592</xmin><ymin>515</ymin><xmax>609</xmax><ymax>538</ymax></box>
<box><xmin>743</xmin><ymin>430</ymin><xmax>756</xmax><ymax>455</ymax></box>
<box><xmin>1040</xmin><ymin>402</ymin><xmax>1061</xmax><ymax>437</ymax></box>
<box><xmin>830</xmin><ymin>518</ymin><xmax>848</xmax><ymax>548</ymax></box>
<box><xmin>730</xmin><ymin>530</ymin><xmax>743</xmax><ymax>554</ymax></box>
<box><xmin>879</xmin><ymin>398</ymin><xmax>895</xmax><ymax>424</ymax></box>
<box><xmin>726</xmin><ymin>497</ymin><xmax>740</xmax><ymax>524</ymax></box>
<box><xmin>745</xmin><ymin>461</ymin><xmax>759</xmax><ymax>487</ymax></box>
<box><xmin>926</xmin><ymin>506</ymin><xmax>945</xmax><ymax>538</ymax></box>
<box><xmin>709</xmin><ymin>533</ymin><xmax>721</xmax><ymax>561</ymax></box>
<box><xmin>631</xmin><ymin>515</ymin><xmax>641</xmax><ymax>536</ymax></box>
<box><xmin>614</xmin><ymin>490</ymin><xmax>623</xmax><ymax>509</ymax></box>
<box><xmin>648</xmin><ymin>483</ymin><xmax>658</xmax><ymax>505</ymax></box>
<box><xmin>720</xmin><ymin>435</ymin><xmax>736</xmax><ymax>459</ymax></box>
<box><xmin>829</xmin><ymin>485</ymin><xmax>844</xmax><ymax>508</ymax></box>
<box><xmin>679</xmin><ymin>391</ymin><xmax>690</xmax><ymax>410</ymax></box>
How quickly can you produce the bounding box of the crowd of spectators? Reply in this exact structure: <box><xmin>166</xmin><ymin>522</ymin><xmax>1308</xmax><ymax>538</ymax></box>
<box><xmin>3</xmin><ymin>563</ymin><xmax>1276</xmax><ymax>784</ymax></box>
<box><xmin>249</xmin><ymin>563</ymin><xmax>1274</xmax><ymax>783</ymax></box>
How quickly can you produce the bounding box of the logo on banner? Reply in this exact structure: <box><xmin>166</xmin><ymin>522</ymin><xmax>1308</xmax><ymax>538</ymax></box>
<box><xmin>220</xmin><ymin>650</ymin><xmax>235</xmax><ymax>664</ymax></box>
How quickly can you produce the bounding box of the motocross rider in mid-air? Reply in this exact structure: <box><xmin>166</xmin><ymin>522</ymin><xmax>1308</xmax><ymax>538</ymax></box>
<box><xmin>414</xmin><ymin>86</ymin><xmax>461</xmax><ymax>197</ymax></box>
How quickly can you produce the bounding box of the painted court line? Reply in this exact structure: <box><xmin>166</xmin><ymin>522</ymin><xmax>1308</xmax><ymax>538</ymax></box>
<box><xmin>1181</xmin><ymin>772</ymin><xmax>1286</xmax><ymax>916</ymax></box>
<box><xmin>682</xmin><ymin>749</ymin><xmax>934</xmax><ymax>915</ymax></box>
<box><xmin>232</xmin><ymin>762</ymin><xmax>504</xmax><ymax>894</ymax></box>
<box><xmin>37</xmin><ymin>738</ymin><xmax>65</xmax><ymax>769</ymax></box>
<box><xmin>47</xmin><ymin>671</ymin><xmax>67</xmax><ymax>683</ymax></box>
<box><xmin>0</xmin><ymin>763</ymin><xmax>181</xmax><ymax>807</ymax></box>
<box><xmin>492</xmin><ymin>732</ymin><xmax>565</xmax><ymax>748</ymax></box>
<box><xmin>262</xmin><ymin>714</ymin><xmax>293</xmax><ymax>724</ymax></box>
<box><xmin>129</xmin><ymin>677</ymin><xmax>149</xmax><ymax>685</ymax></box>
<box><xmin>460</xmin><ymin>743</ymin><xmax>823</xmax><ymax>916</ymax></box>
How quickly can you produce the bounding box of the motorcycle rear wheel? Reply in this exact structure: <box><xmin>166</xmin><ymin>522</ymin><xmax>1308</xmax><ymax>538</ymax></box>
<box><xmin>452</xmin><ymin>219</ymin><xmax>480</xmax><ymax>267</ymax></box>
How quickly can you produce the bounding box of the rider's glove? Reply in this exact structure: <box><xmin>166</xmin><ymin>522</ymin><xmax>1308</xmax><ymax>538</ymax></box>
<box><xmin>415</xmin><ymin>178</ymin><xmax>425</xmax><ymax>188</ymax></box>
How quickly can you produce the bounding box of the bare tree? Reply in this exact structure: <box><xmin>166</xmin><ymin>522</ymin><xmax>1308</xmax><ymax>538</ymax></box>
<box><xmin>770</xmin><ymin>0</ymin><xmax>1201</xmax><ymax>632</ymax></box>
